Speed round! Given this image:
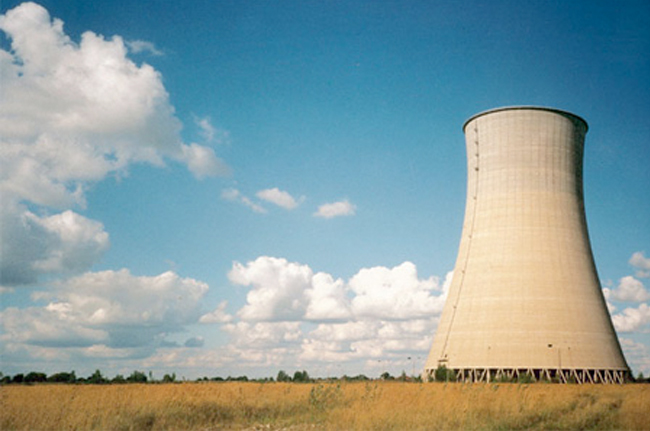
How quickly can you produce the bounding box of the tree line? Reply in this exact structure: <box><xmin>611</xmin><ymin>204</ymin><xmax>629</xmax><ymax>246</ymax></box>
<box><xmin>0</xmin><ymin>370</ymin><xmax>174</xmax><ymax>385</ymax></box>
<box><xmin>0</xmin><ymin>369</ymin><xmax>412</xmax><ymax>385</ymax></box>
<box><xmin>3</xmin><ymin>368</ymin><xmax>647</xmax><ymax>385</ymax></box>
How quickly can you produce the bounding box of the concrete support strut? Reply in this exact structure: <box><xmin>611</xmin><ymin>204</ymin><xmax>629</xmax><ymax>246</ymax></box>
<box><xmin>424</xmin><ymin>367</ymin><xmax>630</xmax><ymax>384</ymax></box>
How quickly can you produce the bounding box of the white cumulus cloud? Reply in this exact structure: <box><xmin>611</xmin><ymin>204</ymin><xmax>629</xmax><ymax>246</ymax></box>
<box><xmin>194</xmin><ymin>116</ymin><xmax>230</xmax><ymax>145</ymax></box>
<box><xmin>612</xmin><ymin>303</ymin><xmax>650</xmax><ymax>333</ymax></box>
<box><xmin>0</xmin><ymin>2</ymin><xmax>230</xmax><ymax>287</ymax></box>
<box><xmin>608</xmin><ymin>276</ymin><xmax>650</xmax><ymax>302</ymax></box>
<box><xmin>181</xmin><ymin>143</ymin><xmax>230</xmax><ymax>179</ymax></box>
<box><xmin>221</xmin><ymin>188</ymin><xmax>267</xmax><ymax>213</ymax></box>
<box><xmin>126</xmin><ymin>39</ymin><xmax>163</xmax><ymax>56</ymax></box>
<box><xmin>0</xmin><ymin>203</ymin><xmax>110</xmax><ymax>287</ymax></box>
<box><xmin>630</xmin><ymin>251</ymin><xmax>650</xmax><ymax>278</ymax></box>
<box><xmin>218</xmin><ymin>256</ymin><xmax>450</xmax><ymax>371</ymax></box>
<box><xmin>314</xmin><ymin>200</ymin><xmax>356</xmax><ymax>218</ymax></box>
<box><xmin>222</xmin><ymin>187</ymin><xmax>305</xmax><ymax>213</ymax></box>
<box><xmin>223</xmin><ymin>321</ymin><xmax>303</xmax><ymax>349</ymax></box>
<box><xmin>0</xmin><ymin>2</ymin><xmax>229</xmax><ymax>198</ymax></box>
<box><xmin>229</xmin><ymin>257</ymin><xmax>312</xmax><ymax>321</ymax></box>
<box><xmin>0</xmin><ymin>306</ymin><xmax>109</xmax><ymax>348</ymax></box>
<box><xmin>0</xmin><ymin>269</ymin><xmax>209</xmax><ymax>358</ymax></box>
<box><xmin>200</xmin><ymin>300</ymin><xmax>233</xmax><ymax>323</ymax></box>
<box><xmin>349</xmin><ymin>262</ymin><xmax>448</xmax><ymax>320</ymax></box>
<box><xmin>228</xmin><ymin>257</ymin><xmax>449</xmax><ymax>324</ymax></box>
<box><xmin>256</xmin><ymin>188</ymin><xmax>302</xmax><ymax>210</ymax></box>
<box><xmin>228</xmin><ymin>256</ymin><xmax>353</xmax><ymax>322</ymax></box>
<box><xmin>305</xmin><ymin>272</ymin><xmax>352</xmax><ymax>321</ymax></box>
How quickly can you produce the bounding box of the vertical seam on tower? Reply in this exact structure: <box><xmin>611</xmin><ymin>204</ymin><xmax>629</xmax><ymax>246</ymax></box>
<box><xmin>439</xmin><ymin>122</ymin><xmax>481</xmax><ymax>363</ymax></box>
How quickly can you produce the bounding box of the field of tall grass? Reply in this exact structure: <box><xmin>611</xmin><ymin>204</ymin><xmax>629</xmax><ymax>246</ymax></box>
<box><xmin>2</xmin><ymin>381</ymin><xmax>649</xmax><ymax>430</ymax></box>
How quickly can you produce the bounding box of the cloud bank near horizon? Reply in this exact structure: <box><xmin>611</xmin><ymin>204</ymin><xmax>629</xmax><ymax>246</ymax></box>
<box><xmin>2</xmin><ymin>251</ymin><xmax>649</xmax><ymax>377</ymax></box>
<box><xmin>1</xmin><ymin>256</ymin><xmax>452</xmax><ymax>376</ymax></box>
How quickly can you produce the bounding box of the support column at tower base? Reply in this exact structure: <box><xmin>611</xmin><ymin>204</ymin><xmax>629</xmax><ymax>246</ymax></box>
<box><xmin>423</xmin><ymin>367</ymin><xmax>630</xmax><ymax>384</ymax></box>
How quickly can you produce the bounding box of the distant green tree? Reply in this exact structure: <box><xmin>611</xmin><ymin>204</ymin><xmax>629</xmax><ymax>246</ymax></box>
<box><xmin>434</xmin><ymin>365</ymin><xmax>455</xmax><ymax>382</ymax></box>
<box><xmin>0</xmin><ymin>372</ymin><xmax>10</xmax><ymax>384</ymax></box>
<box><xmin>88</xmin><ymin>369</ymin><xmax>107</xmax><ymax>384</ymax></box>
<box><xmin>162</xmin><ymin>373</ymin><xmax>176</xmax><ymax>383</ymax></box>
<box><xmin>293</xmin><ymin>370</ymin><xmax>310</xmax><ymax>382</ymax></box>
<box><xmin>112</xmin><ymin>374</ymin><xmax>126</xmax><ymax>384</ymax></box>
<box><xmin>126</xmin><ymin>370</ymin><xmax>147</xmax><ymax>383</ymax></box>
<box><xmin>380</xmin><ymin>372</ymin><xmax>393</xmax><ymax>380</ymax></box>
<box><xmin>227</xmin><ymin>375</ymin><xmax>249</xmax><ymax>382</ymax></box>
<box><xmin>48</xmin><ymin>371</ymin><xmax>76</xmax><ymax>383</ymax></box>
<box><xmin>276</xmin><ymin>370</ymin><xmax>291</xmax><ymax>382</ymax></box>
<box><xmin>12</xmin><ymin>373</ymin><xmax>24</xmax><ymax>384</ymax></box>
<box><xmin>342</xmin><ymin>374</ymin><xmax>370</xmax><ymax>382</ymax></box>
<box><xmin>255</xmin><ymin>377</ymin><xmax>272</xmax><ymax>383</ymax></box>
<box><xmin>25</xmin><ymin>372</ymin><xmax>47</xmax><ymax>383</ymax></box>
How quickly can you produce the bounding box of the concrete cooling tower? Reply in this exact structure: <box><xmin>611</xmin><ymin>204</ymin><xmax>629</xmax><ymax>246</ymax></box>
<box><xmin>423</xmin><ymin>107</ymin><xmax>629</xmax><ymax>383</ymax></box>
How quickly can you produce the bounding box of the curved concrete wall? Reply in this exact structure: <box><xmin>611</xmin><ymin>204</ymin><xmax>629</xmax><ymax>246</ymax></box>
<box><xmin>424</xmin><ymin>107</ymin><xmax>628</xmax><ymax>380</ymax></box>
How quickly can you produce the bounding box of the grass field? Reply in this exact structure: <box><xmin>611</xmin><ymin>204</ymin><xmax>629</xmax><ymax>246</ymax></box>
<box><xmin>1</xmin><ymin>381</ymin><xmax>649</xmax><ymax>430</ymax></box>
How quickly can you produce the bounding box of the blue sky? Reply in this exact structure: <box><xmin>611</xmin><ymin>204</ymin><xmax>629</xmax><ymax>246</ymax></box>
<box><xmin>1</xmin><ymin>0</ymin><xmax>649</xmax><ymax>379</ymax></box>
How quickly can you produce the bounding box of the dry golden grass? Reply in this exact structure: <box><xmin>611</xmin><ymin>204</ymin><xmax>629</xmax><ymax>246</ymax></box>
<box><xmin>1</xmin><ymin>381</ymin><xmax>649</xmax><ymax>430</ymax></box>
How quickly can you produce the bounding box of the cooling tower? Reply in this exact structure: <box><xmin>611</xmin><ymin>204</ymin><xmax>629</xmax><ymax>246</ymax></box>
<box><xmin>424</xmin><ymin>107</ymin><xmax>629</xmax><ymax>383</ymax></box>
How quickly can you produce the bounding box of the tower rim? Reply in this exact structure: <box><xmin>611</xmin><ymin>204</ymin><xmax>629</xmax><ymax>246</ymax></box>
<box><xmin>463</xmin><ymin>106</ymin><xmax>589</xmax><ymax>133</ymax></box>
